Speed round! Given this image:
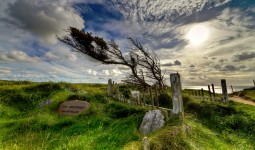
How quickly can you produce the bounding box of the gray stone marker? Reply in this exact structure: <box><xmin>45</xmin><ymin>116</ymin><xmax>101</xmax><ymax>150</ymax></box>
<box><xmin>58</xmin><ymin>100</ymin><xmax>90</xmax><ymax>116</ymax></box>
<box><xmin>221</xmin><ymin>79</ymin><xmax>228</xmax><ymax>103</ymax></box>
<box><xmin>139</xmin><ymin>110</ymin><xmax>165</xmax><ymax>135</ymax></box>
<box><xmin>170</xmin><ymin>73</ymin><xmax>184</xmax><ymax>115</ymax></box>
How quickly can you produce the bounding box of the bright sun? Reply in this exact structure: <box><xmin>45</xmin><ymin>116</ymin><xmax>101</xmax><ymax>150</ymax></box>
<box><xmin>187</xmin><ymin>25</ymin><xmax>209</xmax><ymax>46</ymax></box>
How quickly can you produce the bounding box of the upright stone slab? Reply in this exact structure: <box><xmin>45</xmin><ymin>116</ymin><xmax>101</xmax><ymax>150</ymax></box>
<box><xmin>107</xmin><ymin>79</ymin><xmax>112</xmax><ymax>96</ymax></box>
<box><xmin>58</xmin><ymin>100</ymin><xmax>90</xmax><ymax>116</ymax></box>
<box><xmin>170</xmin><ymin>73</ymin><xmax>184</xmax><ymax>115</ymax></box>
<box><xmin>221</xmin><ymin>79</ymin><xmax>228</xmax><ymax>103</ymax></box>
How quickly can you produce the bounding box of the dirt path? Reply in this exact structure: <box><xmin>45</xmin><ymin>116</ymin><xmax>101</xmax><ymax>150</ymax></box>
<box><xmin>230</xmin><ymin>96</ymin><xmax>255</xmax><ymax>107</ymax></box>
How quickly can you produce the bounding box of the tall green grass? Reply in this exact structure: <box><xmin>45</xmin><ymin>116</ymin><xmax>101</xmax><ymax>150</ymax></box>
<box><xmin>0</xmin><ymin>82</ymin><xmax>147</xmax><ymax>149</ymax></box>
<box><xmin>1</xmin><ymin>81</ymin><xmax>255</xmax><ymax>149</ymax></box>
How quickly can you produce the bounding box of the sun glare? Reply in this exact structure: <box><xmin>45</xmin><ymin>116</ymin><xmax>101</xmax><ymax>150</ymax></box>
<box><xmin>187</xmin><ymin>25</ymin><xmax>209</xmax><ymax>46</ymax></box>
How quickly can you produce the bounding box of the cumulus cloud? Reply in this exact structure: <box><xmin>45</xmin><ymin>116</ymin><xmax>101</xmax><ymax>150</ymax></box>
<box><xmin>101</xmin><ymin>69</ymin><xmax>123</xmax><ymax>76</ymax></box>
<box><xmin>162</xmin><ymin>60</ymin><xmax>182</xmax><ymax>67</ymax></box>
<box><xmin>118</xmin><ymin>66</ymin><xmax>130</xmax><ymax>70</ymax></box>
<box><xmin>7</xmin><ymin>0</ymin><xmax>84</xmax><ymax>44</ymax></box>
<box><xmin>65</xmin><ymin>54</ymin><xmax>77</xmax><ymax>62</ymax></box>
<box><xmin>0</xmin><ymin>68</ymin><xmax>12</xmax><ymax>74</ymax></box>
<box><xmin>221</xmin><ymin>65</ymin><xmax>247</xmax><ymax>72</ymax></box>
<box><xmin>189</xmin><ymin>65</ymin><xmax>195</xmax><ymax>68</ymax></box>
<box><xmin>79</xmin><ymin>0</ymin><xmax>232</xmax><ymax>51</ymax></box>
<box><xmin>233</xmin><ymin>51</ymin><xmax>255</xmax><ymax>62</ymax></box>
<box><xmin>45</xmin><ymin>52</ymin><xmax>59</xmax><ymax>60</ymax></box>
<box><xmin>0</xmin><ymin>0</ymin><xmax>254</xmax><ymax>86</ymax></box>
<box><xmin>212</xmin><ymin>64</ymin><xmax>247</xmax><ymax>72</ymax></box>
<box><xmin>85</xmin><ymin>69</ymin><xmax>97</xmax><ymax>76</ymax></box>
<box><xmin>102</xmin><ymin>70</ymin><xmax>110</xmax><ymax>76</ymax></box>
<box><xmin>44</xmin><ymin>46</ymin><xmax>77</xmax><ymax>62</ymax></box>
<box><xmin>0</xmin><ymin>50</ymin><xmax>39</xmax><ymax>62</ymax></box>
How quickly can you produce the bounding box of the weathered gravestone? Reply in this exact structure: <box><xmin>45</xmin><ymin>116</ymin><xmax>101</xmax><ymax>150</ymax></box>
<box><xmin>139</xmin><ymin>110</ymin><xmax>165</xmax><ymax>135</ymax></box>
<box><xmin>170</xmin><ymin>73</ymin><xmax>184</xmax><ymax>115</ymax></box>
<box><xmin>58</xmin><ymin>100</ymin><xmax>90</xmax><ymax>116</ymax></box>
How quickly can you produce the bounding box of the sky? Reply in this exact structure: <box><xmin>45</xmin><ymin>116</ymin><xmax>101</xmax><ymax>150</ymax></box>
<box><xmin>0</xmin><ymin>0</ymin><xmax>254</xmax><ymax>87</ymax></box>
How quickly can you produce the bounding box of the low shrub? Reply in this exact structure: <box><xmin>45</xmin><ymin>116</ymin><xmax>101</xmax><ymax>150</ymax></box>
<box><xmin>158</xmin><ymin>92</ymin><xmax>172</xmax><ymax>108</ymax></box>
<box><xmin>67</xmin><ymin>94</ymin><xmax>87</xmax><ymax>101</ymax></box>
<box><xmin>106</xmin><ymin>102</ymin><xmax>147</xmax><ymax>118</ymax></box>
<box><xmin>119</xmin><ymin>85</ymin><xmax>132</xmax><ymax>99</ymax></box>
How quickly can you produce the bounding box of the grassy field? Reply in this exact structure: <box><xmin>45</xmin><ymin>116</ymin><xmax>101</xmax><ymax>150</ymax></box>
<box><xmin>0</xmin><ymin>80</ymin><xmax>255</xmax><ymax>149</ymax></box>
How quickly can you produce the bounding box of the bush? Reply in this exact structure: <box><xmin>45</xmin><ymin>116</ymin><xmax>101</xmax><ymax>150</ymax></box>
<box><xmin>106</xmin><ymin>102</ymin><xmax>146</xmax><ymax>118</ymax></box>
<box><xmin>119</xmin><ymin>85</ymin><xmax>132</xmax><ymax>99</ymax></box>
<box><xmin>67</xmin><ymin>94</ymin><xmax>87</xmax><ymax>101</ymax></box>
<box><xmin>158</xmin><ymin>92</ymin><xmax>172</xmax><ymax>108</ymax></box>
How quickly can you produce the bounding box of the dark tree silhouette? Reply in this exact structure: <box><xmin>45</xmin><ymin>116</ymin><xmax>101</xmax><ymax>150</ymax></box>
<box><xmin>58</xmin><ymin>27</ymin><xmax>165</xmax><ymax>89</ymax></box>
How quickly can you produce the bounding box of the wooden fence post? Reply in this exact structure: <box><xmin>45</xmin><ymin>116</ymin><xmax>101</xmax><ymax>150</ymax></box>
<box><xmin>170</xmin><ymin>73</ymin><xmax>184</xmax><ymax>116</ymax></box>
<box><xmin>201</xmin><ymin>88</ymin><xmax>204</xmax><ymax>98</ymax></box>
<box><xmin>107</xmin><ymin>79</ymin><xmax>112</xmax><ymax>96</ymax></box>
<box><xmin>208</xmin><ymin>85</ymin><xmax>212</xmax><ymax>100</ymax></box>
<box><xmin>155</xmin><ymin>85</ymin><xmax>159</xmax><ymax>109</ymax></box>
<box><xmin>211</xmin><ymin>84</ymin><xmax>216</xmax><ymax>98</ymax></box>
<box><xmin>221</xmin><ymin>79</ymin><xmax>228</xmax><ymax>103</ymax></box>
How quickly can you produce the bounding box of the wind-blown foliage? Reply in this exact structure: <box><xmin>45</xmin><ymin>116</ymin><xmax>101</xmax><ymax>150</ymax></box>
<box><xmin>58</xmin><ymin>27</ymin><xmax>165</xmax><ymax>89</ymax></box>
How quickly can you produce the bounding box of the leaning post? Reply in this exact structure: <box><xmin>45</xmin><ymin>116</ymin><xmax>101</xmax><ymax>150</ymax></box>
<box><xmin>221</xmin><ymin>79</ymin><xmax>229</xmax><ymax>103</ymax></box>
<box><xmin>201</xmin><ymin>88</ymin><xmax>204</xmax><ymax>99</ymax></box>
<box><xmin>170</xmin><ymin>73</ymin><xmax>184</xmax><ymax>119</ymax></box>
<box><xmin>208</xmin><ymin>85</ymin><xmax>212</xmax><ymax>100</ymax></box>
<box><xmin>211</xmin><ymin>84</ymin><xmax>216</xmax><ymax>98</ymax></box>
<box><xmin>231</xmin><ymin>85</ymin><xmax>234</xmax><ymax>93</ymax></box>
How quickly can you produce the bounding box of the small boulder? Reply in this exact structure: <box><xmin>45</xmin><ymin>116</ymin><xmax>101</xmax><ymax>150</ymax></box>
<box><xmin>139</xmin><ymin>109</ymin><xmax>165</xmax><ymax>135</ymax></box>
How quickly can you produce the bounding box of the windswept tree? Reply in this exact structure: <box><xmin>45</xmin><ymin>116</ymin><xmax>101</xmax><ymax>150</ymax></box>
<box><xmin>58</xmin><ymin>27</ymin><xmax>165</xmax><ymax>89</ymax></box>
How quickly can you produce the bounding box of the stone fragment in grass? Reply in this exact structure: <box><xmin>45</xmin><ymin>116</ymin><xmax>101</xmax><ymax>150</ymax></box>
<box><xmin>39</xmin><ymin>99</ymin><xmax>53</xmax><ymax>107</ymax></box>
<box><xmin>139</xmin><ymin>109</ymin><xmax>165</xmax><ymax>135</ymax></box>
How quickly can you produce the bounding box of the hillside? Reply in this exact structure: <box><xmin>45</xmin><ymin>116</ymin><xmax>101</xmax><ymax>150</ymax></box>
<box><xmin>0</xmin><ymin>81</ymin><xmax>255</xmax><ymax>150</ymax></box>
